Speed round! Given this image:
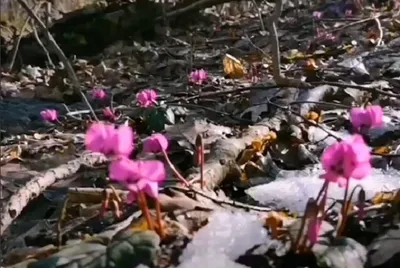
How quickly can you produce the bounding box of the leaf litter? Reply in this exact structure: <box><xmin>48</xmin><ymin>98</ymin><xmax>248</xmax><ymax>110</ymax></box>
<box><xmin>1</xmin><ymin>0</ymin><xmax>400</xmax><ymax>267</ymax></box>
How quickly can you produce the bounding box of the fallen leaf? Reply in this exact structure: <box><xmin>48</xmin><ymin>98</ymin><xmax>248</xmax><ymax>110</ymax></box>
<box><xmin>371</xmin><ymin>191</ymin><xmax>398</xmax><ymax>204</ymax></box>
<box><xmin>373</xmin><ymin>146</ymin><xmax>391</xmax><ymax>155</ymax></box>
<box><xmin>223</xmin><ymin>54</ymin><xmax>247</xmax><ymax>78</ymax></box>
<box><xmin>237</xmin><ymin>148</ymin><xmax>256</xmax><ymax>165</ymax></box>
<box><xmin>305</xmin><ymin>59</ymin><xmax>318</xmax><ymax>71</ymax></box>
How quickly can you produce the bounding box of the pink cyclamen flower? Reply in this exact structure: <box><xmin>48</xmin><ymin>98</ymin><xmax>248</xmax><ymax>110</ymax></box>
<box><xmin>92</xmin><ymin>88</ymin><xmax>106</xmax><ymax>100</ymax></box>
<box><xmin>103</xmin><ymin>107</ymin><xmax>117</xmax><ymax>121</ymax></box>
<box><xmin>85</xmin><ymin>122</ymin><xmax>116</xmax><ymax>155</ymax></box>
<box><xmin>126</xmin><ymin>160</ymin><xmax>166</xmax><ymax>202</ymax></box>
<box><xmin>142</xmin><ymin>133</ymin><xmax>168</xmax><ymax>153</ymax></box>
<box><xmin>85</xmin><ymin>122</ymin><xmax>133</xmax><ymax>156</ymax></box>
<box><xmin>345</xmin><ymin>9</ymin><xmax>353</xmax><ymax>17</ymax></box>
<box><xmin>136</xmin><ymin>89</ymin><xmax>158</xmax><ymax>108</ymax></box>
<box><xmin>307</xmin><ymin>218</ymin><xmax>322</xmax><ymax>245</ymax></box>
<box><xmin>312</xmin><ymin>11</ymin><xmax>323</xmax><ymax>19</ymax></box>
<box><xmin>40</xmin><ymin>109</ymin><xmax>58</xmax><ymax>122</ymax></box>
<box><xmin>109</xmin><ymin>158</ymin><xmax>166</xmax><ymax>202</ymax></box>
<box><xmin>190</xmin><ymin>69</ymin><xmax>208</xmax><ymax>85</ymax></box>
<box><xmin>321</xmin><ymin>134</ymin><xmax>371</xmax><ymax>187</ymax></box>
<box><xmin>111</xmin><ymin>124</ymin><xmax>134</xmax><ymax>156</ymax></box>
<box><xmin>109</xmin><ymin>157</ymin><xmax>137</xmax><ymax>182</ymax></box>
<box><xmin>350</xmin><ymin>105</ymin><xmax>383</xmax><ymax>130</ymax></box>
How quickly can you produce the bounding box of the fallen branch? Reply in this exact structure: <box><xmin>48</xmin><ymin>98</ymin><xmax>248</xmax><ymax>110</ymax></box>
<box><xmin>0</xmin><ymin>152</ymin><xmax>108</xmax><ymax>236</ymax></box>
<box><xmin>187</xmin><ymin>112</ymin><xmax>286</xmax><ymax>189</ymax></box>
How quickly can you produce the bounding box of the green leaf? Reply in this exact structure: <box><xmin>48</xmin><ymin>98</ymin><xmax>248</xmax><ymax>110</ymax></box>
<box><xmin>145</xmin><ymin>107</ymin><xmax>174</xmax><ymax>132</ymax></box>
<box><xmin>29</xmin><ymin>230</ymin><xmax>160</xmax><ymax>268</ymax></box>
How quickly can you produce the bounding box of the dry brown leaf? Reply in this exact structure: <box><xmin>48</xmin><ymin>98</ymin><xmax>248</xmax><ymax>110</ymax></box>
<box><xmin>373</xmin><ymin>146</ymin><xmax>391</xmax><ymax>155</ymax></box>
<box><xmin>251</xmin><ymin>140</ymin><xmax>264</xmax><ymax>152</ymax></box>
<box><xmin>223</xmin><ymin>54</ymin><xmax>247</xmax><ymax>78</ymax></box>
<box><xmin>237</xmin><ymin>148</ymin><xmax>256</xmax><ymax>165</ymax></box>
<box><xmin>6</xmin><ymin>145</ymin><xmax>23</xmax><ymax>162</ymax></box>
<box><xmin>371</xmin><ymin>191</ymin><xmax>398</xmax><ymax>204</ymax></box>
<box><xmin>306</xmin><ymin>111</ymin><xmax>320</xmax><ymax>121</ymax></box>
<box><xmin>305</xmin><ymin>59</ymin><xmax>318</xmax><ymax>71</ymax></box>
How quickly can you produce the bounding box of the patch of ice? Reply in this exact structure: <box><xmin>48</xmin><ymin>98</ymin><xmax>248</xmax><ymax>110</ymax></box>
<box><xmin>246</xmin><ymin>167</ymin><xmax>400</xmax><ymax>214</ymax></box>
<box><xmin>179</xmin><ymin>211</ymin><xmax>267</xmax><ymax>263</ymax></box>
<box><xmin>177</xmin><ymin>254</ymin><xmax>249</xmax><ymax>268</ymax></box>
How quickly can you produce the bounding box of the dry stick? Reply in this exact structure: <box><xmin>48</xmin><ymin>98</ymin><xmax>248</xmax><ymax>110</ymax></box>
<box><xmin>7</xmin><ymin>1</ymin><xmax>45</xmax><ymax>71</ymax></box>
<box><xmin>32</xmin><ymin>26</ymin><xmax>54</xmax><ymax>67</ymax></box>
<box><xmin>170</xmin><ymin>186</ymin><xmax>273</xmax><ymax>212</ymax></box>
<box><xmin>15</xmin><ymin>0</ymin><xmax>98</xmax><ymax>121</ymax></box>
<box><xmin>267</xmin><ymin>0</ymin><xmax>311</xmax><ymax>88</ymax></box>
<box><xmin>250</xmin><ymin>0</ymin><xmax>265</xmax><ymax>32</ymax></box>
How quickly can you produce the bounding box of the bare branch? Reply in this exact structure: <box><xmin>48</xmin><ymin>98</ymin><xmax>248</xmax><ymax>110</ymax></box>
<box><xmin>15</xmin><ymin>0</ymin><xmax>98</xmax><ymax>120</ymax></box>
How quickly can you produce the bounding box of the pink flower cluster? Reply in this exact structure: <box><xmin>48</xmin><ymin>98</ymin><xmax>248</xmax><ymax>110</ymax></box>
<box><xmin>85</xmin><ymin>122</ymin><xmax>168</xmax><ymax>201</ymax></box>
<box><xmin>40</xmin><ymin>109</ymin><xmax>58</xmax><ymax>122</ymax></box>
<box><xmin>92</xmin><ymin>88</ymin><xmax>106</xmax><ymax>100</ymax></box>
<box><xmin>189</xmin><ymin>69</ymin><xmax>208</xmax><ymax>85</ymax></box>
<box><xmin>136</xmin><ymin>89</ymin><xmax>158</xmax><ymax>108</ymax></box>
<box><xmin>350</xmin><ymin>105</ymin><xmax>383</xmax><ymax>130</ymax></box>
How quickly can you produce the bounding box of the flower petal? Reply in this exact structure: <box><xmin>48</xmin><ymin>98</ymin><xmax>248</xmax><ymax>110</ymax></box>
<box><xmin>137</xmin><ymin>180</ymin><xmax>159</xmax><ymax>198</ymax></box>
<box><xmin>109</xmin><ymin>157</ymin><xmax>135</xmax><ymax>182</ymax></box>
<box><xmin>112</xmin><ymin>125</ymin><xmax>134</xmax><ymax>156</ymax></box>
<box><xmin>130</xmin><ymin>160</ymin><xmax>166</xmax><ymax>182</ymax></box>
<box><xmin>350</xmin><ymin>107</ymin><xmax>367</xmax><ymax>128</ymax></box>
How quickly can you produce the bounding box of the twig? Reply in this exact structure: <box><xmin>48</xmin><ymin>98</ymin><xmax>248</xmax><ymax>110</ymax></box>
<box><xmin>311</xmin><ymin>81</ymin><xmax>400</xmax><ymax>98</ymax></box>
<box><xmin>32</xmin><ymin>26</ymin><xmax>54</xmax><ymax>67</ymax></box>
<box><xmin>157</xmin><ymin>0</ymin><xmax>229</xmax><ymax>21</ymax></box>
<box><xmin>169</xmin><ymin>186</ymin><xmax>273</xmax><ymax>212</ymax></box>
<box><xmin>373</xmin><ymin>15</ymin><xmax>383</xmax><ymax>48</ymax></box>
<box><xmin>7</xmin><ymin>1</ymin><xmax>45</xmax><ymax>71</ymax></box>
<box><xmin>266</xmin><ymin>0</ymin><xmax>311</xmax><ymax>88</ymax></box>
<box><xmin>251</xmin><ymin>0</ymin><xmax>265</xmax><ymax>32</ymax></box>
<box><xmin>15</xmin><ymin>0</ymin><xmax>98</xmax><ymax>121</ymax></box>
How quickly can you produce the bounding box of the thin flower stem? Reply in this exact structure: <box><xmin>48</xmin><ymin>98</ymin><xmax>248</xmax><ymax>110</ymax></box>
<box><xmin>161</xmin><ymin>149</ymin><xmax>191</xmax><ymax>187</ymax></box>
<box><xmin>337</xmin><ymin>178</ymin><xmax>351</xmax><ymax>237</ymax></box>
<box><xmin>315</xmin><ymin>181</ymin><xmax>329</xmax><ymax>204</ymax></box>
<box><xmin>137</xmin><ymin>190</ymin><xmax>154</xmax><ymax>231</ymax></box>
<box><xmin>195</xmin><ymin>134</ymin><xmax>205</xmax><ymax>190</ymax></box>
<box><xmin>155</xmin><ymin>198</ymin><xmax>165</xmax><ymax>238</ymax></box>
<box><xmin>111</xmin><ymin>199</ymin><xmax>121</xmax><ymax>218</ymax></box>
<box><xmin>293</xmin><ymin>198</ymin><xmax>315</xmax><ymax>252</ymax></box>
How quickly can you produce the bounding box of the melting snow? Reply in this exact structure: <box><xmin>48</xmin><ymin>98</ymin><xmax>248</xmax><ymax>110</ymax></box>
<box><xmin>177</xmin><ymin>254</ymin><xmax>249</xmax><ymax>268</ymax></box>
<box><xmin>246</xmin><ymin>167</ymin><xmax>400</xmax><ymax>214</ymax></box>
<box><xmin>178</xmin><ymin>211</ymin><xmax>268</xmax><ymax>267</ymax></box>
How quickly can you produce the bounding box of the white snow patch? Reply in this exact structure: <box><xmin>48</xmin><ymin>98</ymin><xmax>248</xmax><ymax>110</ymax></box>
<box><xmin>246</xmin><ymin>167</ymin><xmax>400</xmax><ymax>214</ymax></box>
<box><xmin>178</xmin><ymin>211</ymin><xmax>268</xmax><ymax>267</ymax></box>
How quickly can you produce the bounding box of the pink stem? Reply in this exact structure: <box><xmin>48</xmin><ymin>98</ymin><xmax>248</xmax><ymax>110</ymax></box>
<box><xmin>161</xmin><ymin>149</ymin><xmax>190</xmax><ymax>187</ymax></box>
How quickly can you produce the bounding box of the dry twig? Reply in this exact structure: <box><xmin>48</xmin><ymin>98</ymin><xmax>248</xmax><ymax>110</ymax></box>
<box><xmin>15</xmin><ymin>0</ymin><xmax>98</xmax><ymax>120</ymax></box>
